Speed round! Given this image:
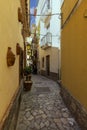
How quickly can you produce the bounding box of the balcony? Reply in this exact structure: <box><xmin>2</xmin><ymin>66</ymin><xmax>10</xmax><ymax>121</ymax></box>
<box><xmin>41</xmin><ymin>32</ymin><xmax>52</xmax><ymax>50</ymax></box>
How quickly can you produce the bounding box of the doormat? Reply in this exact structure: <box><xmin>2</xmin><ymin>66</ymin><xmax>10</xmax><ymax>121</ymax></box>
<box><xmin>36</xmin><ymin>87</ymin><xmax>50</xmax><ymax>93</ymax></box>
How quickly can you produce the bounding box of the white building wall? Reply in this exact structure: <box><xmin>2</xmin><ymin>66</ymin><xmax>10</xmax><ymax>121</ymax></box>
<box><xmin>36</xmin><ymin>0</ymin><xmax>61</xmax><ymax>78</ymax></box>
<box><xmin>40</xmin><ymin>22</ymin><xmax>46</xmax><ymax>41</ymax></box>
<box><xmin>36</xmin><ymin>0</ymin><xmax>46</xmax><ymax>44</ymax></box>
<box><xmin>36</xmin><ymin>0</ymin><xmax>61</xmax><ymax>48</ymax></box>
<box><xmin>50</xmin><ymin>0</ymin><xmax>61</xmax><ymax>48</ymax></box>
<box><xmin>61</xmin><ymin>0</ymin><xmax>64</xmax><ymax>6</ymax></box>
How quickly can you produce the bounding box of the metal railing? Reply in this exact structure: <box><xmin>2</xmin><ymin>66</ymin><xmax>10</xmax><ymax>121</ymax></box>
<box><xmin>41</xmin><ymin>32</ymin><xmax>52</xmax><ymax>48</ymax></box>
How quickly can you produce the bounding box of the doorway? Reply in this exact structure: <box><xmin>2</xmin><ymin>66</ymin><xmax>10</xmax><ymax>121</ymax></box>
<box><xmin>19</xmin><ymin>49</ymin><xmax>23</xmax><ymax>83</ymax></box>
<box><xmin>46</xmin><ymin>55</ymin><xmax>50</xmax><ymax>76</ymax></box>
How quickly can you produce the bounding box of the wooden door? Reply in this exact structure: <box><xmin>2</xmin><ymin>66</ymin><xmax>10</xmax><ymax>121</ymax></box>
<box><xmin>46</xmin><ymin>55</ymin><xmax>50</xmax><ymax>76</ymax></box>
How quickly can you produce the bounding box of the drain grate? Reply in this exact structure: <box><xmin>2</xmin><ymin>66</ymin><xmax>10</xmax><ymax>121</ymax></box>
<box><xmin>36</xmin><ymin>87</ymin><xmax>50</xmax><ymax>93</ymax></box>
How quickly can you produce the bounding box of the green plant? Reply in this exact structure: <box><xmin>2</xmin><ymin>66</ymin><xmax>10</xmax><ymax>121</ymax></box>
<box><xmin>23</xmin><ymin>66</ymin><xmax>32</xmax><ymax>75</ymax></box>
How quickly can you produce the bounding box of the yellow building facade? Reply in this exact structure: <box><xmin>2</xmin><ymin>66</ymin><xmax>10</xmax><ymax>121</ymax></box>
<box><xmin>61</xmin><ymin>0</ymin><xmax>87</xmax><ymax>128</ymax></box>
<box><xmin>0</xmin><ymin>0</ymin><xmax>23</xmax><ymax>128</ymax></box>
<box><xmin>38</xmin><ymin>47</ymin><xmax>59</xmax><ymax>80</ymax></box>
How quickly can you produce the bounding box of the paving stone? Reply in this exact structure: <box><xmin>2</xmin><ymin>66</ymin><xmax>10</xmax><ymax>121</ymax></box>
<box><xmin>29</xmin><ymin>120</ymin><xmax>35</xmax><ymax>128</ymax></box>
<box><xmin>47</xmin><ymin>106</ymin><xmax>52</xmax><ymax>110</ymax></box>
<box><xmin>41</xmin><ymin>127</ymin><xmax>48</xmax><ymax>130</ymax></box>
<box><xmin>57</xmin><ymin>123</ymin><xmax>65</xmax><ymax>130</ymax></box>
<box><xmin>54</xmin><ymin>118</ymin><xmax>62</xmax><ymax>124</ymax></box>
<box><xmin>41</xmin><ymin>114</ymin><xmax>47</xmax><ymax>119</ymax></box>
<box><xmin>35</xmin><ymin>115</ymin><xmax>41</xmax><ymax>119</ymax></box>
<box><xmin>39</xmin><ymin>110</ymin><xmax>44</xmax><ymax>114</ymax></box>
<box><xmin>32</xmin><ymin>111</ymin><xmax>37</xmax><ymax>116</ymax></box>
<box><xmin>27</xmin><ymin>115</ymin><xmax>34</xmax><ymax>121</ymax></box>
<box><xmin>25</xmin><ymin>111</ymin><xmax>31</xmax><ymax>118</ymax></box>
<box><xmin>45</xmin><ymin>120</ymin><xmax>49</xmax><ymax>127</ymax></box>
<box><xmin>50</xmin><ymin>122</ymin><xmax>57</xmax><ymax>129</ymax></box>
<box><xmin>63</xmin><ymin>125</ymin><xmax>71</xmax><ymax>130</ymax></box>
<box><xmin>47</xmin><ymin>113</ymin><xmax>52</xmax><ymax>117</ymax></box>
<box><xmin>55</xmin><ymin>111</ymin><xmax>62</xmax><ymax>117</ymax></box>
<box><xmin>35</xmin><ymin>122</ymin><xmax>40</xmax><ymax>129</ymax></box>
<box><xmin>40</xmin><ymin>122</ymin><xmax>45</xmax><ymax>128</ymax></box>
<box><xmin>62</xmin><ymin>112</ymin><xmax>69</xmax><ymax>118</ymax></box>
<box><xmin>35</xmin><ymin>118</ymin><xmax>41</xmax><ymax>125</ymax></box>
<box><xmin>23</xmin><ymin>120</ymin><xmax>30</xmax><ymax>126</ymax></box>
<box><xmin>40</xmin><ymin>105</ymin><xmax>43</xmax><ymax>108</ymax></box>
<box><xmin>62</xmin><ymin>108</ymin><xmax>68</xmax><ymax>112</ymax></box>
<box><xmin>16</xmin><ymin>75</ymin><xmax>81</xmax><ymax>130</ymax></box>
<box><xmin>16</xmin><ymin>124</ymin><xmax>27</xmax><ymax>130</ymax></box>
<box><xmin>25</xmin><ymin>108</ymin><xmax>31</xmax><ymax>112</ymax></box>
<box><xmin>61</xmin><ymin>118</ymin><xmax>69</xmax><ymax>125</ymax></box>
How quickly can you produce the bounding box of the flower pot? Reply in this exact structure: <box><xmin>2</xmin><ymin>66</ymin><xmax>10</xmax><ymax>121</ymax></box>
<box><xmin>24</xmin><ymin>80</ymin><xmax>33</xmax><ymax>91</ymax></box>
<box><xmin>23</xmin><ymin>74</ymin><xmax>31</xmax><ymax>81</ymax></box>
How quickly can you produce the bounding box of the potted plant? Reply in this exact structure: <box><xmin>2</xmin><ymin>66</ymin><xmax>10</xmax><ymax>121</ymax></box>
<box><xmin>23</xmin><ymin>66</ymin><xmax>32</xmax><ymax>80</ymax></box>
<box><xmin>23</xmin><ymin>66</ymin><xmax>33</xmax><ymax>91</ymax></box>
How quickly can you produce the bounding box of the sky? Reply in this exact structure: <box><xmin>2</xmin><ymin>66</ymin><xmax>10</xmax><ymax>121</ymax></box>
<box><xmin>30</xmin><ymin>0</ymin><xmax>39</xmax><ymax>26</ymax></box>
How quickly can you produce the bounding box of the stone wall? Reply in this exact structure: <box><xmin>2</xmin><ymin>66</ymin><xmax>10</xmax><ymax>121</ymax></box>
<box><xmin>60</xmin><ymin>85</ymin><xmax>87</xmax><ymax>130</ymax></box>
<box><xmin>2</xmin><ymin>80</ymin><xmax>23</xmax><ymax>130</ymax></box>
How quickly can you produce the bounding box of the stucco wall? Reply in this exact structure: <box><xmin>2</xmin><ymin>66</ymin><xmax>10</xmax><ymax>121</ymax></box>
<box><xmin>0</xmin><ymin>0</ymin><xmax>23</xmax><ymax>124</ymax></box>
<box><xmin>39</xmin><ymin>47</ymin><xmax>59</xmax><ymax>73</ymax></box>
<box><xmin>61</xmin><ymin>0</ymin><xmax>79</xmax><ymax>25</ymax></box>
<box><xmin>61</xmin><ymin>0</ymin><xmax>87</xmax><ymax>110</ymax></box>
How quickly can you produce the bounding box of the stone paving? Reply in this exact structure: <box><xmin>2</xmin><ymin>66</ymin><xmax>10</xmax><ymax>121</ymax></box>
<box><xmin>16</xmin><ymin>75</ymin><xmax>81</xmax><ymax>130</ymax></box>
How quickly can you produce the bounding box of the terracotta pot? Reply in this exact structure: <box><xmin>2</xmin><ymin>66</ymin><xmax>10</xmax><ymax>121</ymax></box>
<box><xmin>24</xmin><ymin>80</ymin><xmax>33</xmax><ymax>91</ymax></box>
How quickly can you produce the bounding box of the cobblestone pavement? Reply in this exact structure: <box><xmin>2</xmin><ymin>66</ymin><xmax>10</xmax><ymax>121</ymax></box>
<box><xmin>16</xmin><ymin>75</ymin><xmax>81</xmax><ymax>130</ymax></box>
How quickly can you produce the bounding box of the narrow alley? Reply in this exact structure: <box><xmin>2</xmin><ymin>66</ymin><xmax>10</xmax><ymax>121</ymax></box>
<box><xmin>16</xmin><ymin>75</ymin><xmax>81</xmax><ymax>130</ymax></box>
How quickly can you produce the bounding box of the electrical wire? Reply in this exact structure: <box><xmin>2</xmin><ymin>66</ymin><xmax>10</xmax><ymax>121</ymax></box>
<box><xmin>31</xmin><ymin>33</ymin><xmax>59</xmax><ymax>37</ymax></box>
<box><xmin>28</xmin><ymin>13</ymin><xmax>61</xmax><ymax>16</ymax></box>
<box><xmin>23</xmin><ymin>30</ymin><xmax>59</xmax><ymax>37</ymax></box>
<box><xmin>31</xmin><ymin>32</ymin><xmax>59</xmax><ymax>37</ymax></box>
